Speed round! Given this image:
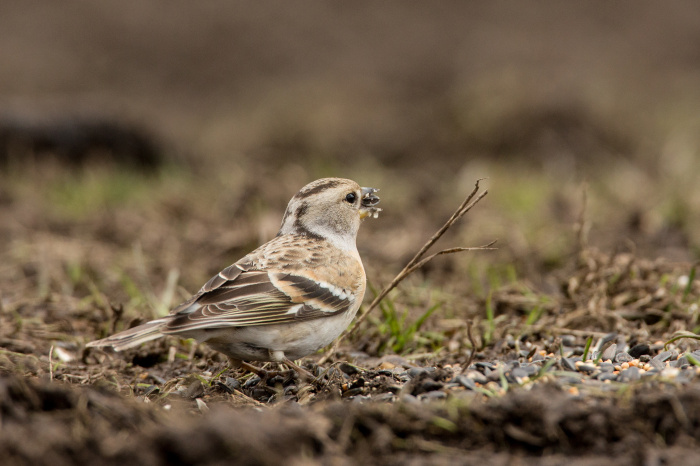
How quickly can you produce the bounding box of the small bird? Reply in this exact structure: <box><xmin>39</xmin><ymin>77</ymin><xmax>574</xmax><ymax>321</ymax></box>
<box><xmin>87</xmin><ymin>178</ymin><xmax>381</xmax><ymax>379</ymax></box>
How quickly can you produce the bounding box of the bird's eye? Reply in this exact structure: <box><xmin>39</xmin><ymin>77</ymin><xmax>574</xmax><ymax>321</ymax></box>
<box><xmin>345</xmin><ymin>193</ymin><xmax>357</xmax><ymax>204</ymax></box>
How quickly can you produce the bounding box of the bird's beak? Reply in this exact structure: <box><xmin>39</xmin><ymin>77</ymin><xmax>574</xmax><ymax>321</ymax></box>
<box><xmin>360</xmin><ymin>187</ymin><xmax>381</xmax><ymax>219</ymax></box>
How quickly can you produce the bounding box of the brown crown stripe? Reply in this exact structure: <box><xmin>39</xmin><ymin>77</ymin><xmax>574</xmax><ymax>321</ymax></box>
<box><xmin>294</xmin><ymin>179</ymin><xmax>342</xmax><ymax>199</ymax></box>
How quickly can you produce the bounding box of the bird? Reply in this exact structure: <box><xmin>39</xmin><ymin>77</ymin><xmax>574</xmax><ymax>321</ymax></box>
<box><xmin>87</xmin><ymin>177</ymin><xmax>381</xmax><ymax>379</ymax></box>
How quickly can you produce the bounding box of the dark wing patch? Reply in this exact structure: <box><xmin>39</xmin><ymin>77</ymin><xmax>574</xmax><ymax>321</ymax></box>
<box><xmin>162</xmin><ymin>271</ymin><xmax>354</xmax><ymax>333</ymax></box>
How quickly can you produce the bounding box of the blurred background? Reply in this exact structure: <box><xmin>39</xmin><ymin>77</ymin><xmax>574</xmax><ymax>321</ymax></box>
<box><xmin>2</xmin><ymin>1</ymin><xmax>700</xmax><ymax>320</ymax></box>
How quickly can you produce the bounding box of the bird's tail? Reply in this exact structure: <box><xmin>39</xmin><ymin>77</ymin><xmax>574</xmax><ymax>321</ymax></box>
<box><xmin>86</xmin><ymin>318</ymin><xmax>171</xmax><ymax>351</ymax></box>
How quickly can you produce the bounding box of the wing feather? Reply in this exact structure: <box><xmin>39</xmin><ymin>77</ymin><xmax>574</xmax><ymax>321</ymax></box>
<box><xmin>162</xmin><ymin>270</ymin><xmax>355</xmax><ymax>333</ymax></box>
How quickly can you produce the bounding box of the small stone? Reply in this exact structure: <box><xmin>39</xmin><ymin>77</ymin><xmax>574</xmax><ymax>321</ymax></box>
<box><xmin>598</xmin><ymin>362</ymin><xmax>615</xmax><ymax>373</ymax></box>
<box><xmin>561</xmin><ymin>358</ymin><xmax>577</xmax><ymax>371</ymax></box>
<box><xmin>465</xmin><ymin>371</ymin><xmax>488</xmax><ymax>384</ymax></box>
<box><xmin>652</xmin><ymin>351</ymin><xmax>673</xmax><ymax>363</ymax></box>
<box><xmin>252</xmin><ymin>388</ymin><xmax>272</xmax><ymax>402</ymax></box>
<box><xmin>342</xmin><ymin>387</ymin><xmax>364</xmax><ymax>398</ymax></box>
<box><xmin>661</xmin><ymin>367</ymin><xmax>680</xmax><ymax>378</ymax></box>
<box><xmin>339</xmin><ymin>362</ymin><xmax>361</xmax><ymax>375</ymax></box>
<box><xmin>453</xmin><ymin>375</ymin><xmax>477</xmax><ymax>390</ymax></box>
<box><xmin>629</xmin><ymin>343</ymin><xmax>651</xmax><ymax>358</ymax></box>
<box><xmin>599</xmin><ymin>333</ymin><xmax>618</xmax><ymax>347</ymax></box>
<box><xmin>416</xmin><ymin>379</ymin><xmax>444</xmax><ymax>394</ymax></box>
<box><xmin>618</xmin><ymin>367</ymin><xmax>640</xmax><ymax>382</ymax></box>
<box><xmin>474</xmin><ymin>362</ymin><xmax>496</xmax><ymax>372</ymax></box>
<box><xmin>531</xmin><ymin>353</ymin><xmax>545</xmax><ymax>362</ymax></box>
<box><xmin>420</xmin><ymin>391</ymin><xmax>447</xmax><ymax>401</ymax></box>
<box><xmin>674</xmin><ymin>357</ymin><xmax>690</xmax><ymax>369</ymax></box>
<box><xmin>511</xmin><ymin>367</ymin><xmax>529</xmax><ymax>380</ymax></box>
<box><xmin>267</xmin><ymin>375</ymin><xmax>286</xmax><ymax>386</ymax></box>
<box><xmin>183</xmin><ymin>380</ymin><xmax>205</xmax><ymax>399</ymax></box>
<box><xmin>561</xmin><ymin>335</ymin><xmax>577</xmax><ymax>347</ymax></box>
<box><xmin>142</xmin><ymin>385</ymin><xmax>159</xmax><ymax>397</ymax></box>
<box><xmin>222</xmin><ymin>377</ymin><xmax>241</xmax><ymax>393</ymax></box>
<box><xmin>602</xmin><ymin>344</ymin><xmax>618</xmax><ymax>362</ymax></box>
<box><xmin>520</xmin><ymin>364</ymin><xmax>539</xmax><ymax>377</ymax></box>
<box><xmin>373</xmin><ymin>393</ymin><xmax>395</xmax><ymax>402</ymax></box>
<box><xmin>244</xmin><ymin>376</ymin><xmax>261</xmax><ymax>388</ymax></box>
<box><xmin>650</xmin><ymin>359</ymin><xmax>665</xmax><ymax>371</ymax></box>
<box><xmin>596</xmin><ymin>372</ymin><xmax>618</xmax><ymax>382</ymax></box>
<box><xmin>487</xmin><ymin>370</ymin><xmax>503</xmax><ymax>382</ymax></box>
<box><xmin>407</xmin><ymin>368</ymin><xmax>428</xmax><ymax>378</ymax></box>
<box><xmin>575</xmin><ymin>362</ymin><xmax>597</xmax><ymax>374</ymax></box>
<box><xmin>614</xmin><ymin>352</ymin><xmax>633</xmax><ymax>363</ymax></box>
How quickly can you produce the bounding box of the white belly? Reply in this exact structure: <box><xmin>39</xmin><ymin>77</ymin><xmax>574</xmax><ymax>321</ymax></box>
<box><xmin>193</xmin><ymin>309</ymin><xmax>358</xmax><ymax>361</ymax></box>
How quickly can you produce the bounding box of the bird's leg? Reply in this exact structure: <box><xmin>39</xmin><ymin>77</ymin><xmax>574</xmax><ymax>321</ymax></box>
<box><xmin>282</xmin><ymin>357</ymin><xmax>316</xmax><ymax>381</ymax></box>
<box><xmin>267</xmin><ymin>350</ymin><xmax>317</xmax><ymax>382</ymax></box>
<box><xmin>228</xmin><ymin>356</ymin><xmax>297</xmax><ymax>381</ymax></box>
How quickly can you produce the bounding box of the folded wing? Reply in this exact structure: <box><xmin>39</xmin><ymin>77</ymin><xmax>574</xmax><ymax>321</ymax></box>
<box><xmin>163</xmin><ymin>267</ymin><xmax>355</xmax><ymax>333</ymax></box>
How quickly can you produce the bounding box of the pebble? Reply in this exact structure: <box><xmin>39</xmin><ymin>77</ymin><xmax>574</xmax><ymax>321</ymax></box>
<box><xmin>222</xmin><ymin>377</ymin><xmax>241</xmax><ymax>393</ymax></box>
<box><xmin>244</xmin><ymin>376</ymin><xmax>261</xmax><ymax>388</ymax></box>
<box><xmin>407</xmin><ymin>367</ymin><xmax>435</xmax><ymax>378</ymax></box>
<box><xmin>400</xmin><ymin>394</ymin><xmax>420</xmax><ymax>404</ymax></box>
<box><xmin>373</xmin><ymin>393</ymin><xmax>396</xmax><ymax>403</ymax></box>
<box><xmin>650</xmin><ymin>359</ymin><xmax>666</xmax><ymax>371</ymax></box>
<box><xmin>520</xmin><ymin>364</ymin><xmax>540</xmax><ymax>377</ymax></box>
<box><xmin>629</xmin><ymin>343</ymin><xmax>651</xmax><ymax>358</ymax></box>
<box><xmin>575</xmin><ymin>362</ymin><xmax>597</xmax><ymax>374</ymax></box>
<box><xmin>596</xmin><ymin>372</ymin><xmax>618</xmax><ymax>382</ymax></box>
<box><xmin>340</xmin><ymin>362</ymin><xmax>361</xmax><ymax>375</ymax></box>
<box><xmin>602</xmin><ymin>344</ymin><xmax>617</xmax><ymax>362</ymax></box>
<box><xmin>618</xmin><ymin>367</ymin><xmax>641</xmax><ymax>382</ymax></box>
<box><xmin>561</xmin><ymin>335</ymin><xmax>577</xmax><ymax>347</ymax></box>
<box><xmin>473</xmin><ymin>362</ymin><xmax>497</xmax><ymax>373</ymax></box>
<box><xmin>599</xmin><ymin>333</ymin><xmax>618</xmax><ymax>347</ymax></box>
<box><xmin>420</xmin><ymin>391</ymin><xmax>447</xmax><ymax>401</ymax></box>
<box><xmin>453</xmin><ymin>375</ymin><xmax>477</xmax><ymax>390</ymax></box>
<box><xmin>615</xmin><ymin>352</ymin><xmax>634</xmax><ymax>363</ymax></box>
<box><xmin>416</xmin><ymin>380</ymin><xmax>444</xmax><ymax>394</ymax></box>
<box><xmin>598</xmin><ymin>362</ymin><xmax>615</xmax><ymax>373</ymax></box>
<box><xmin>652</xmin><ymin>351</ymin><xmax>672</xmax><ymax>363</ymax></box>
<box><xmin>561</xmin><ymin>358</ymin><xmax>577</xmax><ymax>372</ymax></box>
<box><xmin>511</xmin><ymin>367</ymin><xmax>529</xmax><ymax>382</ymax></box>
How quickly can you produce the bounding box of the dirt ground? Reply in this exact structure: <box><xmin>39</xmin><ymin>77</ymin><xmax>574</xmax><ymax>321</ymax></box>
<box><xmin>3</xmin><ymin>2</ymin><xmax>700</xmax><ymax>464</ymax></box>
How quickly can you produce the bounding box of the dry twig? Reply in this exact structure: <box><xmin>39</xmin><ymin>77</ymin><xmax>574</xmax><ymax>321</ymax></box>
<box><xmin>319</xmin><ymin>178</ymin><xmax>495</xmax><ymax>364</ymax></box>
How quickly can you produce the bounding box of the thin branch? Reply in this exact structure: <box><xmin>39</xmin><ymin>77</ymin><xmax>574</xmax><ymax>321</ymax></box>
<box><xmin>319</xmin><ymin>178</ymin><xmax>494</xmax><ymax>365</ymax></box>
<box><xmin>464</xmin><ymin>320</ymin><xmax>479</xmax><ymax>368</ymax></box>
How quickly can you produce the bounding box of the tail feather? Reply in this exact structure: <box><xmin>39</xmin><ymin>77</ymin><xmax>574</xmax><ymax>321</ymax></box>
<box><xmin>87</xmin><ymin>318</ymin><xmax>170</xmax><ymax>351</ymax></box>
